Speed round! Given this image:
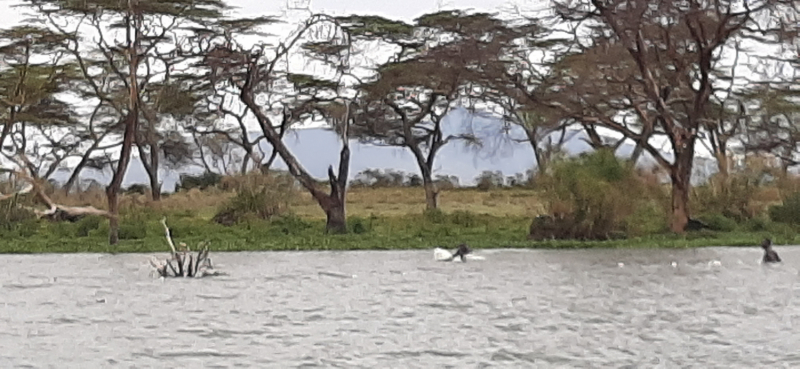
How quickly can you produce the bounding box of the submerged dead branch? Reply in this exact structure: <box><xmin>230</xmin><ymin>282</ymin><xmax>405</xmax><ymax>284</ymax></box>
<box><xmin>149</xmin><ymin>217</ymin><xmax>216</xmax><ymax>278</ymax></box>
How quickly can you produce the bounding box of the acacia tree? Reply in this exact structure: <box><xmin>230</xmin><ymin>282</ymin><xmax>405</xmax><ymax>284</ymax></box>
<box><xmin>551</xmin><ymin>0</ymin><xmax>797</xmax><ymax>232</ymax></box>
<box><xmin>341</xmin><ymin>11</ymin><xmax>509</xmax><ymax>209</ymax></box>
<box><xmin>0</xmin><ymin>26</ymin><xmax>78</xmax><ymax>176</ymax></box>
<box><xmin>24</xmin><ymin>0</ymin><xmax>227</xmax><ymax>243</ymax></box>
<box><xmin>457</xmin><ymin>14</ymin><xmax>580</xmax><ymax>176</ymax></box>
<box><xmin>137</xmin><ymin>77</ymin><xmax>201</xmax><ymax>199</ymax></box>
<box><xmin>741</xmin><ymin>86</ymin><xmax>800</xmax><ymax>169</ymax></box>
<box><xmin>200</xmin><ymin>15</ymin><xmax>357</xmax><ymax>233</ymax></box>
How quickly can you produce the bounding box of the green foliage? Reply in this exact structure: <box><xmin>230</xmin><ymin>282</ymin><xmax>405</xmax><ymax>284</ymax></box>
<box><xmin>27</xmin><ymin>0</ymin><xmax>229</xmax><ymax>18</ymax></box>
<box><xmin>535</xmin><ymin>149</ymin><xmax>668</xmax><ymax>240</ymax></box>
<box><xmin>269</xmin><ymin>213</ymin><xmax>313</xmax><ymax>235</ymax></box>
<box><xmin>334</xmin><ymin>15</ymin><xmax>414</xmax><ymax>38</ymax></box>
<box><xmin>475</xmin><ymin>170</ymin><xmax>505</xmax><ymax>191</ymax></box>
<box><xmin>177</xmin><ymin>171</ymin><xmax>222</xmax><ymax>191</ymax></box>
<box><xmin>423</xmin><ymin>208</ymin><xmax>447</xmax><ymax>224</ymax></box>
<box><xmin>349</xmin><ymin>216</ymin><xmax>374</xmax><ymax>234</ymax></box>
<box><xmin>769</xmin><ymin>192</ymin><xmax>800</xmax><ymax>225</ymax></box>
<box><xmin>213</xmin><ymin>173</ymin><xmax>297</xmax><ymax>226</ymax></box>
<box><xmin>0</xmin><ymin>193</ymin><xmax>40</xmax><ymax>238</ymax></box>
<box><xmin>691</xmin><ymin>173</ymin><xmax>763</xmax><ymax>221</ymax></box>
<box><xmin>76</xmin><ymin>216</ymin><xmax>103</xmax><ymax>237</ymax></box>
<box><xmin>0</xmin><ymin>200</ymin><xmax>795</xmax><ymax>254</ymax></box>
<box><xmin>286</xmin><ymin>73</ymin><xmax>339</xmax><ymax>90</ymax></box>
<box><xmin>696</xmin><ymin>213</ymin><xmax>738</xmax><ymax>232</ymax></box>
<box><xmin>414</xmin><ymin>10</ymin><xmax>504</xmax><ymax>35</ymax></box>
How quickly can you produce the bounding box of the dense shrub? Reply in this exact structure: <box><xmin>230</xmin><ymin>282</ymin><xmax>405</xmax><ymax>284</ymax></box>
<box><xmin>695</xmin><ymin>213</ymin><xmax>738</xmax><ymax>232</ymax></box>
<box><xmin>177</xmin><ymin>171</ymin><xmax>223</xmax><ymax>191</ymax></box>
<box><xmin>769</xmin><ymin>192</ymin><xmax>800</xmax><ymax>225</ymax></box>
<box><xmin>532</xmin><ymin>149</ymin><xmax>668</xmax><ymax>240</ymax></box>
<box><xmin>213</xmin><ymin>172</ymin><xmax>297</xmax><ymax>226</ymax></box>
<box><xmin>691</xmin><ymin>172</ymin><xmax>766</xmax><ymax>221</ymax></box>
<box><xmin>475</xmin><ymin>171</ymin><xmax>505</xmax><ymax>191</ymax></box>
<box><xmin>269</xmin><ymin>213</ymin><xmax>313</xmax><ymax>235</ymax></box>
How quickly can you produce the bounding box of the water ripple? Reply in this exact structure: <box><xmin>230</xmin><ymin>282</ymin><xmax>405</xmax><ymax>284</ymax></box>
<box><xmin>2</xmin><ymin>247</ymin><xmax>800</xmax><ymax>367</ymax></box>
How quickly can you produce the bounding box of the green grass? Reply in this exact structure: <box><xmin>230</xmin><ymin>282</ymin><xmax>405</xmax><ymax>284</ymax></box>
<box><xmin>0</xmin><ymin>209</ymin><xmax>795</xmax><ymax>254</ymax></box>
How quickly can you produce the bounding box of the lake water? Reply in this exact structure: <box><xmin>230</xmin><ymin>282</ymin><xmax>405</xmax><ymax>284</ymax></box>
<box><xmin>2</xmin><ymin>247</ymin><xmax>800</xmax><ymax>368</ymax></box>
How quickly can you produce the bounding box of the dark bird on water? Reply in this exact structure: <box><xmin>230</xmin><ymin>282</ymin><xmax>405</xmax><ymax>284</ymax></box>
<box><xmin>451</xmin><ymin>243</ymin><xmax>472</xmax><ymax>262</ymax></box>
<box><xmin>761</xmin><ymin>238</ymin><xmax>781</xmax><ymax>263</ymax></box>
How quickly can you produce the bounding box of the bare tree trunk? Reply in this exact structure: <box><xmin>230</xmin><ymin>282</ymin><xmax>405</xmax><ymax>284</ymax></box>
<box><xmin>240</xmin><ymin>144</ymin><xmax>252</xmax><ymax>175</ymax></box>
<box><xmin>407</xmin><ymin>142</ymin><xmax>441</xmax><ymax>210</ymax></box>
<box><xmin>107</xmin><ymin>188</ymin><xmax>121</xmax><ymax>243</ymax></box>
<box><xmin>631</xmin><ymin>143</ymin><xmax>645</xmax><ymax>164</ymax></box>
<box><xmin>259</xmin><ymin>149</ymin><xmax>279</xmax><ymax>174</ymax></box>
<box><xmin>323</xmin><ymin>152</ymin><xmax>349</xmax><ymax>234</ymax></box>
<box><xmin>148</xmin><ymin>149</ymin><xmax>161</xmax><ymax>201</ymax></box>
<box><xmin>106</xmin><ymin>11</ymin><xmax>141</xmax><ymax>245</ymax></box>
<box><xmin>525</xmin><ymin>129</ymin><xmax>548</xmax><ymax>176</ymax></box>
<box><xmin>669</xmin><ymin>145</ymin><xmax>695</xmax><ymax>233</ymax></box>
<box><xmin>137</xmin><ymin>142</ymin><xmax>161</xmax><ymax>201</ymax></box>
<box><xmin>423</xmin><ymin>179</ymin><xmax>439</xmax><ymax>209</ymax></box>
<box><xmin>241</xmin><ymin>89</ymin><xmax>351</xmax><ymax>233</ymax></box>
<box><xmin>322</xmin><ymin>110</ymin><xmax>351</xmax><ymax>234</ymax></box>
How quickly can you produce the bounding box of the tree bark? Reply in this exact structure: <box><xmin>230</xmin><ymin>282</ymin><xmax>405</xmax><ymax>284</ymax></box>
<box><xmin>240</xmin><ymin>88</ymin><xmax>351</xmax><ymax>234</ymax></box>
<box><xmin>106</xmin><ymin>11</ymin><xmax>141</xmax><ymax>245</ymax></box>
<box><xmin>669</xmin><ymin>144</ymin><xmax>695</xmax><ymax>233</ymax></box>
<box><xmin>136</xmin><ymin>141</ymin><xmax>161</xmax><ymax>201</ymax></box>
<box><xmin>525</xmin><ymin>128</ymin><xmax>548</xmax><ymax>176</ymax></box>
<box><xmin>322</xmin><ymin>168</ymin><xmax>348</xmax><ymax>234</ymax></box>
<box><xmin>423</xmin><ymin>179</ymin><xmax>439</xmax><ymax>209</ymax></box>
<box><xmin>148</xmin><ymin>146</ymin><xmax>161</xmax><ymax>200</ymax></box>
<box><xmin>106</xmin><ymin>179</ymin><xmax>122</xmax><ymax>244</ymax></box>
<box><xmin>321</xmin><ymin>118</ymin><xmax>351</xmax><ymax>234</ymax></box>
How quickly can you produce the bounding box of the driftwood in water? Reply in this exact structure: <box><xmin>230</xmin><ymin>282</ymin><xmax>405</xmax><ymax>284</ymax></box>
<box><xmin>149</xmin><ymin>217</ymin><xmax>216</xmax><ymax>278</ymax></box>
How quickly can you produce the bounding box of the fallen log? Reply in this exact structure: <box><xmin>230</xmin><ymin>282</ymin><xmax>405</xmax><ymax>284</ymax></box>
<box><xmin>0</xmin><ymin>159</ymin><xmax>111</xmax><ymax>222</ymax></box>
<box><xmin>149</xmin><ymin>217</ymin><xmax>217</xmax><ymax>278</ymax></box>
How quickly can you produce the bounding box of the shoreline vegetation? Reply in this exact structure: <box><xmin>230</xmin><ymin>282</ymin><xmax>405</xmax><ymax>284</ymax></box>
<box><xmin>0</xmin><ymin>2</ymin><xmax>796</xmax><ymax>254</ymax></box>
<box><xmin>3</xmin><ymin>156</ymin><xmax>800</xmax><ymax>255</ymax></box>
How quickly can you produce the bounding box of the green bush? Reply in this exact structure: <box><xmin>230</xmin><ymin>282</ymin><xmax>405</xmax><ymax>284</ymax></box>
<box><xmin>696</xmin><ymin>213</ymin><xmax>738</xmax><ymax>232</ymax></box>
<box><xmin>534</xmin><ymin>149</ymin><xmax>668</xmax><ymax>240</ymax></box>
<box><xmin>742</xmin><ymin>216</ymin><xmax>770</xmax><ymax>232</ymax></box>
<box><xmin>349</xmin><ymin>216</ymin><xmax>372</xmax><ymax>234</ymax></box>
<box><xmin>692</xmin><ymin>173</ymin><xmax>762</xmax><ymax>221</ymax></box>
<box><xmin>422</xmin><ymin>208</ymin><xmax>447</xmax><ymax>224</ymax></box>
<box><xmin>769</xmin><ymin>192</ymin><xmax>800</xmax><ymax>225</ymax></box>
<box><xmin>270</xmin><ymin>213</ymin><xmax>313</xmax><ymax>235</ymax></box>
<box><xmin>450</xmin><ymin>210</ymin><xmax>480</xmax><ymax>228</ymax></box>
<box><xmin>118</xmin><ymin>222</ymin><xmax>147</xmax><ymax>240</ymax></box>
<box><xmin>177</xmin><ymin>171</ymin><xmax>222</xmax><ymax>191</ymax></box>
<box><xmin>76</xmin><ymin>216</ymin><xmax>103</xmax><ymax>237</ymax></box>
<box><xmin>623</xmin><ymin>202</ymin><xmax>669</xmax><ymax>236</ymax></box>
<box><xmin>213</xmin><ymin>173</ymin><xmax>296</xmax><ymax>226</ymax></box>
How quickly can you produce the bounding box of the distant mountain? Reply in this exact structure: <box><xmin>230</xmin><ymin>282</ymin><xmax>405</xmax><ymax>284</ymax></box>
<box><xmin>47</xmin><ymin>108</ymin><xmax>719</xmax><ymax>192</ymax></box>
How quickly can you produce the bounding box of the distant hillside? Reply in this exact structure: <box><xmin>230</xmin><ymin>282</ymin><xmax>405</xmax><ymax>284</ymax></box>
<box><xmin>47</xmin><ymin>109</ymin><xmax>719</xmax><ymax>192</ymax></box>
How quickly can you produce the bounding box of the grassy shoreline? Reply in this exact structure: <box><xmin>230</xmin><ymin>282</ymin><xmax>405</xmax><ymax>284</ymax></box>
<box><xmin>0</xmin><ymin>187</ymin><xmax>795</xmax><ymax>254</ymax></box>
<box><xmin>0</xmin><ymin>219</ymin><xmax>792</xmax><ymax>254</ymax></box>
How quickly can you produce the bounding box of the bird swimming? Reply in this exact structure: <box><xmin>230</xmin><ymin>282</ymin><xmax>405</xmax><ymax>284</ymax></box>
<box><xmin>434</xmin><ymin>243</ymin><xmax>484</xmax><ymax>262</ymax></box>
<box><xmin>451</xmin><ymin>243</ymin><xmax>471</xmax><ymax>262</ymax></box>
<box><xmin>761</xmin><ymin>238</ymin><xmax>781</xmax><ymax>263</ymax></box>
